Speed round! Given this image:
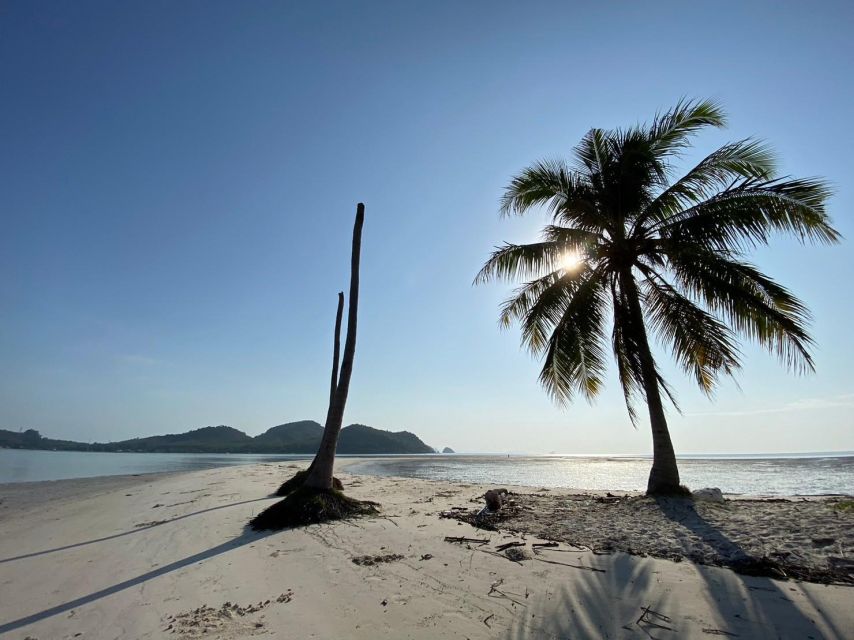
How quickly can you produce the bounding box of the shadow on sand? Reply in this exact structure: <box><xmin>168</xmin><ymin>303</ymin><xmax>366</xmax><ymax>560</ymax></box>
<box><xmin>0</xmin><ymin>497</ymin><xmax>274</xmax><ymax>564</ymax></box>
<box><xmin>505</xmin><ymin>498</ymin><xmax>843</xmax><ymax>639</ymax></box>
<box><xmin>0</xmin><ymin>525</ymin><xmax>272</xmax><ymax>635</ymax></box>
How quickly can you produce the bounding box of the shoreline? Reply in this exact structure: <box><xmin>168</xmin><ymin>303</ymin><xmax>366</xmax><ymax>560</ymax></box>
<box><xmin>1</xmin><ymin>462</ymin><xmax>852</xmax><ymax>639</ymax></box>
<box><xmin>2</xmin><ymin>454</ymin><xmax>852</xmax><ymax>499</ymax></box>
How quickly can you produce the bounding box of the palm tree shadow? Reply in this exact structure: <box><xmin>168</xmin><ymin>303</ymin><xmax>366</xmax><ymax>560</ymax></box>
<box><xmin>505</xmin><ymin>553</ymin><xmax>665</xmax><ymax>639</ymax></box>
<box><xmin>504</xmin><ymin>500</ymin><xmax>845</xmax><ymax>639</ymax></box>
<box><xmin>654</xmin><ymin>497</ymin><xmax>841</xmax><ymax>638</ymax></box>
<box><xmin>0</xmin><ymin>524</ymin><xmax>272</xmax><ymax>635</ymax></box>
<box><xmin>0</xmin><ymin>497</ymin><xmax>274</xmax><ymax>564</ymax></box>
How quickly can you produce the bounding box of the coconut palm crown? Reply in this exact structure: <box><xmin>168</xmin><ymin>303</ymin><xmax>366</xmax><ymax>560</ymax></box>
<box><xmin>476</xmin><ymin>99</ymin><xmax>839</xmax><ymax>495</ymax></box>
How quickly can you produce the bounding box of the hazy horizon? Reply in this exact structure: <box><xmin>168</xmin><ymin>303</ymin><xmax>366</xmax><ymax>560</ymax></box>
<box><xmin>2</xmin><ymin>1</ymin><xmax>852</xmax><ymax>456</ymax></box>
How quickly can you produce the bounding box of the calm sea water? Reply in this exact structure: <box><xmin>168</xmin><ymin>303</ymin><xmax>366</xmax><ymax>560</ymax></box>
<box><xmin>0</xmin><ymin>449</ymin><xmax>311</xmax><ymax>484</ymax></box>
<box><xmin>1</xmin><ymin>449</ymin><xmax>851</xmax><ymax>496</ymax></box>
<box><xmin>348</xmin><ymin>453</ymin><xmax>854</xmax><ymax>496</ymax></box>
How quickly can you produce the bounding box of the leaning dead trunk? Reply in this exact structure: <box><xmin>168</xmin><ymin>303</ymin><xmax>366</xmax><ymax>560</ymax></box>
<box><xmin>620</xmin><ymin>270</ymin><xmax>682</xmax><ymax>495</ymax></box>
<box><xmin>305</xmin><ymin>203</ymin><xmax>364</xmax><ymax>489</ymax></box>
<box><xmin>275</xmin><ymin>292</ymin><xmax>345</xmax><ymax>496</ymax></box>
<box><xmin>251</xmin><ymin>204</ymin><xmax>375</xmax><ymax>529</ymax></box>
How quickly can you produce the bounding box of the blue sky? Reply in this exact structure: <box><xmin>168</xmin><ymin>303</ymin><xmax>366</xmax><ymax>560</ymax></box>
<box><xmin>1</xmin><ymin>1</ymin><xmax>852</xmax><ymax>454</ymax></box>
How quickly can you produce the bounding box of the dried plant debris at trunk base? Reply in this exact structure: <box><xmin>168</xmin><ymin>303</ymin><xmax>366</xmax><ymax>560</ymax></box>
<box><xmin>250</xmin><ymin>487</ymin><xmax>378</xmax><ymax>530</ymax></box>
<box><xmin>439</xmin><ymin>492</ymin><xmax>854</xmax><ymax>585</ymax></box>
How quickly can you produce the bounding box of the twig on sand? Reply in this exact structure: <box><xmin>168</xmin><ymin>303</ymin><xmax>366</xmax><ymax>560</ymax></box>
<box><xmin>481</xmin><ymin>548</ymin><xmax>520</xmax><ymax>563</ymax></box>
<box><xmin>534</xmin><ymin>556</ymin><xmax>606</xmax><ymax>572</ymax></box>
<box><xmin>488</xmin><ymin>579</ymin><xmax>528</xmax><ymax>607</ymax></box>
<box><xmin>483</xmin><ymin>613</ymin><xmax>495</xmax><ymax>628</ymax></box>
<box><xmin>702</xmin><ymin>629</ymin><xmax>739</xmax><ymax>637</ymax></box>
<box><xmin>637</xmin><ymin>606</ymin><xmax>674</xmax><ymax>631</ymax></box>
<box><xmin>378</xmin><ymin>515</ymin><xmax>399</xmax><ymax>528</ymax></box>
<box><xmin>531</xmin><ymin>541</ymin><xmax>559</xmax><ymax>553</ymax></box>
<box><xmin>444</xmin><ymin>536</ymin><xmax>489</xmax><ymax>545</ymax></box>
<box><xmin>495</xmin><ymin>541</ymin><xmax>525</xmax><ymax>552</ymax></box>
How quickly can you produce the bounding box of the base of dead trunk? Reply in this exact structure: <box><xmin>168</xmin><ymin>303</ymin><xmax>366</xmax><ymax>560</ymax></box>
<box><xmin>275</xmin><ymin>470</ymin><xmax>344</xmax><ymax>497</ymax></box>
<box><xmin>250</xmin><ymin>487</ymin><xmax>378</xmax><ymax>530</ymax></box>
<box><xmin>646</xmin><ymin>481</ymin><xmax>691</xmax><ymax>498</ymax></box>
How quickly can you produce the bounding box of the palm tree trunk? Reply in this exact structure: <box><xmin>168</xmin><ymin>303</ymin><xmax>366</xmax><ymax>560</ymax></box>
<box><xmin>620</xmin><ymin>270</ymin><xmax>681</xmax><ymax>495</ymax></box>
<box><xmin>306</xmin><ymin>204</ymin><xmax>364</xmax><ymax>490</ymax></box>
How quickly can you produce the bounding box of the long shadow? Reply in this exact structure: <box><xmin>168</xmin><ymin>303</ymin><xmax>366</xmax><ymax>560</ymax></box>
<box><xmin>0</xmin><ymin>497</ymin><xmax>274</xmax><ymax>564</ymax></box>
<box><xmin>0</xmin><ymin>526</ymin><xmax>271</xmax><ymax>635</ymax></box>
<box><xmin>655</xmin><ymin>497</ymin><xmax>839</xmax><ymax>638</ymax></box>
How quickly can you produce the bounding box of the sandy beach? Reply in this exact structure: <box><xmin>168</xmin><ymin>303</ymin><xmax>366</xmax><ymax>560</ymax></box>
<box><xmin>1</xmin><ymin>461</ymin><xmax>852</xmax><ymax>640</ymax></box>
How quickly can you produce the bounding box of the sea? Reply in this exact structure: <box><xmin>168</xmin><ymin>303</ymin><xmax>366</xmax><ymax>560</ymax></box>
<box><xmin>1</xmin><ymin>448</ymin><xmax>851</xmax><ymax>496</ymax></box>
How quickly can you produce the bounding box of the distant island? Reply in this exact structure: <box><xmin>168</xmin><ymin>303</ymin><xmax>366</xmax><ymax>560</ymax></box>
<box><xmin>442</xmin><ymin>447</ymin><xmax>455</xmax><ymax>454</ymax></box>
<box><xmin>0</xmin><ymin>421</ymin><xmax>435</xmax><ymax>455</ymax></box>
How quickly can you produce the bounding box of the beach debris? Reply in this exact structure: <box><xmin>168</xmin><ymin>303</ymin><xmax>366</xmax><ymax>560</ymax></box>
<box><xmin>420</xmin><ymin>553</ymin><xmax>433</xmax><ymax>560</ymax></box>
<box><xmin>380</xmin><ymin>598</ymin><xmax>388</xmax><ymax>606</ymax></box>
<box><xmin>483</xmin><ymin>613</ymin><xmax>495</xmax><ymax>628</ymax></box>
<box><xmin>135</xmin><ymin>519</ymin><xmax>169</xmax><ymax>528</ymax></box>
<box><xmin>166</xmin><ymin>592</ymin><xmax>293</xmax><ymax>636</ymax></box>
<box><xmin>692</xmin><ymin>487</ymin><xmax>725</xmax><ymax>503</ymax></box>
<box><xmin>531</xmin><ymin>541</ymin><xmax>560</xmax><ymax>554</ymax></box>
<box><xmin>438</xmin><ymin>506</ymin><xmax>468</xmax><ymax>518</ymax></box>
<box><xmin>444</xmin><ymin>535</ymin><xmax>490</xmax><ymax>545</ymax></box>
<box><xmin>351</xmin><ymin>553</ymin><xmax>404</xmax><ymax>566</ymax></box>
<box><xmin>484</xmin><ymin>488</ymin><xmax>508</xmax><ymax>512</ymax></box>
<box><xmin>636</xmin><ymin>606</ymin><xmax>674</xmax><ymax>632</ymax></box>
<box><xmin>702</xmin><ymin>629</ymin><xmax>739</xmax><ymax>637</ymax></box>
<box><xmin>495</xmin><ymin>540</ymin><xmax>525</xmax><ymax>552</ymax></box>
<box><xmin>504</xmin><ymin>547</ymin><xmax>530</xmax><ymax>562</ymax></box>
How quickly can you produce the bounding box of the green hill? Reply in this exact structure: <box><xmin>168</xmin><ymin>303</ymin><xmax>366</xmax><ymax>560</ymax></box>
<box><xmin>0</xmin><ymin>421</ymin><xmax>434</xmax><ymax>455</ymax></box>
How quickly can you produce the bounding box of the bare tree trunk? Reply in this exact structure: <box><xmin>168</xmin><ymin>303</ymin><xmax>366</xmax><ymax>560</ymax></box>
<box><xmin>328</xmin><ymin>291</ymin><xmax>344</xmax><ymax>407</ymax></box>
<box><xmin>620</xmin><ymin>270</ymin><xmax>681</xmax><ymax>495</ymax></box>
<box><xmin>306</xmin><ymin>203</ymin><xmax>364</xmax><ymax>489</ymax></box>
<box><xmin>301</xmin><ymin>292</ymin><xmax>344</xmax><ymax>481</ymax></box>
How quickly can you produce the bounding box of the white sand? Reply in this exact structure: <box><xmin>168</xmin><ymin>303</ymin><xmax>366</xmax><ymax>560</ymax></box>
<box><xmin>0</xmin><ymin>461</ymin><xmax>851</xmax><ymax>639</ymax></box>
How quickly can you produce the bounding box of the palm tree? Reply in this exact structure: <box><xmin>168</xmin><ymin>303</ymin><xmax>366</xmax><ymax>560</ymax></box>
<box><xmin>476</xmin><ymin>99</ymin><xmax>839</xmax><ymax>495</ymax></box>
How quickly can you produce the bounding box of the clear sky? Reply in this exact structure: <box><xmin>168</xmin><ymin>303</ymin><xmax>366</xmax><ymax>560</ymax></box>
<box><xmin>1</xmin><ymin>1</ymin><xmax>852</xmax><ymax>454</ymax></box>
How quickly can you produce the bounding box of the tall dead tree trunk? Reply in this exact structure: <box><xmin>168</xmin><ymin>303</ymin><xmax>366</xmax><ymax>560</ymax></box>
<box><xmin>328</xmin><ymin>291</ymin><xmax>344</xmax><ymax>407</ymax></box>
<box><xmin>297</xmin><ymin>291</ymin><xmax>344</xmax><ymax>484</ymax></box>
<box><xmin>305</xmin><ymin>203</ymin><xmax>364</xmax><ymax>490</ymax></box>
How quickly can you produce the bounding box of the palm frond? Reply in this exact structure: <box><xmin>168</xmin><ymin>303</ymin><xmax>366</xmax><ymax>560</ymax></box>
<box><xmin>474</xmin><ymin>241</ymin><xmax>561</xmax><ymax>284</ymax></box>
<box><xmin>657</xmin><ymin>177</ymin><xmax>838</xmax><ymax>250</ymax></box>
<box><xmin>498</xmin><ymin>272</ymin><xmax>558</xmax><ymax>330</ymax></box>
<box><xmin>499</xmin><ymin>159</ymin><xmax>596</xmax><ymax>220</ymax></box>
<box><xmin>638</xmin><ymin>139</ymin><xmax>777</xmax><ymax>228</ymax></box>
<box><xmin>520</xmin><ymin>265</ymin><xmax>598</xmax><ymax>353</ymax></box>
<box><xmin>666</xmin><ymin>247</ymin><xmax>816</xmax><ymax>373</ymax></box>
<box><xmin>539</xmin><ymin>271</ymin><xmax>609</xmax><ymax>403</ymax></box>
<box><xmin>641</xmin><ymin>271</ymin><xmax>741</xmax><ymax>392</ymax></box>
<box><xmin>647</xmin><ymin>98</ymin><xmax>726</xmax><ymax>158</ymax></box>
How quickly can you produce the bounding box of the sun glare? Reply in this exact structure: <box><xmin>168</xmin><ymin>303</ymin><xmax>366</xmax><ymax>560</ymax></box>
<box><xmin>558</xmin><ymin>250</ymin><xmax>584</xmax><ymax>272</ymax></box>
